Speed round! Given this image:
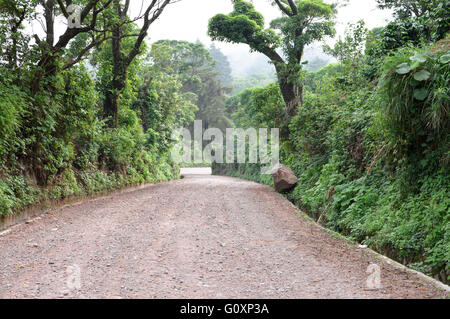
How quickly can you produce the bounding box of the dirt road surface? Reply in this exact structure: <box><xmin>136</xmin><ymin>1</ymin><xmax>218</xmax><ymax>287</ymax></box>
<box><xmin>0</xmin><ymin>172</ymin><xmax>447</xmax><ymax>299</ymax></box>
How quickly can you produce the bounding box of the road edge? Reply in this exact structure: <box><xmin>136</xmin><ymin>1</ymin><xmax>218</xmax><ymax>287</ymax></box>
<box><xmin>278</xmin><ymin>190</ymin><xmax>450</xmax><ymax>294</ymax></box>
<box><xmin>0</xmin><ymin>179</ymin><xmax>177</xmax><ymax>234</ymax></box>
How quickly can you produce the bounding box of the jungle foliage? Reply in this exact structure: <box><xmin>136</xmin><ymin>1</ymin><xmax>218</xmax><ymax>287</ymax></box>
<box><xmin>0</xmin><ymin>1</ymin><xmax>230</xmax><ymax>219</ymax></box>
<box><xmin>213</xmin><ymin>1</ymin><xmax>449</xmax><ymax>283</ymax></box>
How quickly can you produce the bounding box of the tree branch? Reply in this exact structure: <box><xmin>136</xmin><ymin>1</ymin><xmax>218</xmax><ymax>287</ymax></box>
<box><xmin>125</xmin><ymin>0</ymin><xmax>172</xmax><ymax>66</ymax></box>
<box><xmin>56</xmin><ymin>0</ymin><xmax>69</xmax><ymax>18</ymax></box>
<box><xmin>287</xmin><ymin>0</ymin><xmax>298</xmax><ymax>15</ymax></box>
<box><xmin>274</xmin><ymin>0</ymin><xmax>292</xmax><ymax>16</ymax></box>
<box><xmin>62</xmin><ymin>35</ymin><xmax>110</xmax><ymax>70</ymax></box>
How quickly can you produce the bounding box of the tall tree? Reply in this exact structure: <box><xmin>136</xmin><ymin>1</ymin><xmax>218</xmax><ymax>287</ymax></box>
<box><xmin>323</xmin><ymin>20</ymin><xmax>368</xmax><ymax>80</ymax></box>
<box><xmin>102</xmin><ymin>0</ymin><xmax>173</xmax><ymax>128</ymax></box>
<box><xmin>208</xmin><ymin>0</ymin><xmax>336</xmax><ymax>131</ymax></box>
<box><xmin>375</xmin><ymin>0</ymin><xmax>449</xmax><ymax>42</ymax></box>
<box><xmin>0</xmin><ymin>0</ymin><xmax>37</xmax><ymax>75</ymax></box>
<box><xmin>30</xmin><ymin>0</ymin><xmax>115</xmax><ymax>93</ymax></box>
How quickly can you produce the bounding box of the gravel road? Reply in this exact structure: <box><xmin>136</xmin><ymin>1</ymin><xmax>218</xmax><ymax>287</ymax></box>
<box><xmin>0</xmin><ymin>173</ymin><xmax>447</xmax><ymax>299</ymax></box>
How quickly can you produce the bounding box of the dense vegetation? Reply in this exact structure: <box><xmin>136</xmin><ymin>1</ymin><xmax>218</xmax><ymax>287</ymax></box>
<box><xmin>212</xmin><ymin>0</ymin><xmax>449</xmax><ymax>283</ymax></box>
<box><xmin>0</xmin><ymin>0</ymin><xmax>231</xmax><ymax>217</ymax></box>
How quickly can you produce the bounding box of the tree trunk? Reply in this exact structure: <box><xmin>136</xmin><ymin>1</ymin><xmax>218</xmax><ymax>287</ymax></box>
<box><xmin>103</xmin><ymin>2</ymin><xmax>124</xmax><ymax>129</ymax></box>
<box><xmin>103</xmin><ymin>89</ymin><xmax>120</xmax><ymax>128</ymax></box>
<box><xmin>264</xmin><ymin>46</ymin><xmax>304</xmax><ymax>136</ymax></box>
<box><xmin>274</xmin><ymin>65</ymin><xmax>302</xmax><ymax>138</ymax></box>
<box><xmin>279</xmin><ymin>76</ymin><xmax>301</xmax><ymax>119</ymax></box>
<box><xmin>101</xmin><ymin>0</ymin><xmax>172</xmax><ymax>128</ymax></box>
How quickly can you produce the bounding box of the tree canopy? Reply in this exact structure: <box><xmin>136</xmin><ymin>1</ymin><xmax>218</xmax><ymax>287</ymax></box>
<box><xmin>208</xmin><ymin>0</ymin><xmax>336</xmax><ymax>133</ymax></box>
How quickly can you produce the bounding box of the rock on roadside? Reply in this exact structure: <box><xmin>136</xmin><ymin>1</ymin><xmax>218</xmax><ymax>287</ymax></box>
<box><xmin>271</xmin><ymin>164</ymin><xmax>298</xmax><ymax>192</ymax></box>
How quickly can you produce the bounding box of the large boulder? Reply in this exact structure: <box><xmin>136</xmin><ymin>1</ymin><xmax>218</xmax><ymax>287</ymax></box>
<box><xmin>271</xmin><ymin>164</ymin><xmax>298</xmax><ymax>192</ymax></box>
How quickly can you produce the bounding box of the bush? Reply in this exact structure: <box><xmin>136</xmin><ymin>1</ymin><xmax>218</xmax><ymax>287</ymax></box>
<box><xmin>377</xmin><ymin>48</ymin><xmax>449</xmax><ymax>158</ymax></box>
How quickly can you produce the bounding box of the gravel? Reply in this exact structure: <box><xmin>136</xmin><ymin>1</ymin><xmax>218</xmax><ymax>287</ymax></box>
<box><xmin>0</xmin><ymin>174</ymin><xmax>447</xmax><ymax>299</ymax></box>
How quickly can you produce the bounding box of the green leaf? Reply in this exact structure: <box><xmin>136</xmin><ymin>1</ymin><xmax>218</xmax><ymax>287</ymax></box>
<box><xmin>410</xmin><ymin>53</ymin><xmax>427</xmax><ymax>63</ymax></box>
<box><xmin>396</xmin><ymin>63</ymin><xmax>411</xmax><ymax>75</ymax></box>
<box><xmin>413</xmin><ymin>69</ymin><xmax>431</xmax><ymax>81</ymax></box>
<box><xmin>439</xmin><ymin>53</ymin><xmax>450</xmax><ymax>64</ymax></box>
<box><xmin>413</xmin><ymin>88</ymin><xmax>429</xmax><ymax>101</ymax></box>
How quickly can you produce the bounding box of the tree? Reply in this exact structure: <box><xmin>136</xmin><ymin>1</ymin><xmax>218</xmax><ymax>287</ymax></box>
<box><xmin>232</xmin><ymin>72</ymin><xmax>276</xmax><ymax>95</ymax></box>
<box><xmin>151</xmin><ymin>40</ymin><xmax>214</xmax><ymax>93</ymax></box>
<box><xmin>101</xmin><ymin>0</ymin><xmax>173</xmax><ymax>128</ymax></box>
<box><xmin>230</xmin><ymin>83</ymin><xmax>285</xmax><ymax>129</ymax></box>
<box><xmin>30</xmin><ymin>0</ymin><xmax>116</xmax><ymax>93</ymax></box>
<box><xmin>0</xmin><ymin>0</ymin><xmax>37</xmax><ymax>76</ymax></box>
<box><xmin>375</xmin><ymin>0</ymin><xmax>450</xmax><ymax>42</ymax></box>
<box><xmin>209</xmin><ymin>43</ymin><xmax>233</xmax><ymax>87</ymax></box>
<box><xmin>208</xmin><ymin>0</ymin><xmax>336</xmax><ymax>132</ymax></box>
<box><xmin>376</xmin><ymin>0</ymin><xmax>442</xmax><ymax>17</ymax></box>
<box><xmin>134</xmin><ymin>44</ymin><xmax>197</xmax><ymax>153</ymax></box>
<box><xmin>149</xmin><ymin>40</ymin><xmax>232</xmax><ymax>132</ymax></box>
<box><xmin>323</xmin><ymin>20</ymin><xmax>368</xmax><ymax>80</ymax></box>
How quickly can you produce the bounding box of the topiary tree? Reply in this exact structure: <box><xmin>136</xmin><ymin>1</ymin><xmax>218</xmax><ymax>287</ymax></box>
<box><xmin>208</xmin><ymin>0</ymin><xmax>336</xmax><ymax>132</ymax></box>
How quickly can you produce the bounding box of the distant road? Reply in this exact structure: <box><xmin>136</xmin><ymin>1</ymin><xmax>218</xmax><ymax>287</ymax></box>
<box><xmin>180</xmin><ymin>167</ymin><xmax>212</xmax><ymax>175</ymax></box>
<box><xmin>0</xmin><ymin>173</ymin><xmax>447</xmax><ymax>298</ymax></box>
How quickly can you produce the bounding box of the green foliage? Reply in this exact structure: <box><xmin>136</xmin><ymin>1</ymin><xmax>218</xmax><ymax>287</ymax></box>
<box><xmin>0</xmin><ymin>33</ymin><xmax>186</xmax><ymax>218</ymax></box>
<box><xmin>232</xmin><ymin>72</ymin><xmax>277</xmax><ymax>95</ymax></box>
<box><xmin>304</xmin><ymin>63</ymin><xmax>342</xmax><ymax>91</ymax></box>
<box><xmin>209</xmin><ymin>0</ymin><xmax>335</xmax><ymax>66</ymax></box>
<box><xmin>0</xmin><ymin>0</ymin><xmax>448</xmax><ymax>285</ymax></box>
<box><xmin>209</xmin><ymin>0</ymin><xmax>336</xmax><ymax>128</ymax></box>
<box><xmin>214</xmin><ymin>25</ymin><xmax>449</xmax><ymax>282</ymax></box>
<box><xmin>230</xmin><ymin>84</ymin><xmax>285</xmax><ymax>129</ymax></box>
<box><xmin>0</xmin><ymin>79</ymin><xmax>28</xmax><ymax>161</ymax></box>
<box><xmin>323</xmin><ymin>20</ymin><xmax>368</xmax><ymax>81</ymax></box>
<box><xmin>377</xmin><ymin>48</ymin><xmax>449</xmax><ymax>161</ymax></box>
<box><xmin>367</xmin><ymin>0</ymin><xmax>449</xmax><ymax>69</ymax></box>
<box><xmin>208</xmin><ymin>8</ymin><xmax>279</xmax><ymax>54</ymax></box>
<box><xmin>148</xmin><ymin>40</ymin><xmax>230</xmax><ymax>132</ymax></box>
<box><xmin>0</xmin><ymin>175</ymin><xmax>38</xmax><ymax>216</ymax></box>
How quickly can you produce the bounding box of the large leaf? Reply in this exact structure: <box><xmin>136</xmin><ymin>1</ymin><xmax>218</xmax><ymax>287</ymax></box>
<box><xmin>439</xmin><ymin>53</ymin><xmax>450</xmax><ymax>64</ymax></box>
<box><xmin>396</xmin><ymin>63</ymin><xmax>411</xmax><ymax>75</ymax></box>
<box><xmin>413</xmin><ymin>69</ymin><xmax>431</xmax><ymax>81</ymax></box>
<box><xmin>413</xmin><ymin>88</ymin><xmax>429</xmax><ymax>101</ymax></box>
<box><xmin>410</xmin><ymin>53</ymin><xmax>427</xmax><ymax>63</ymax></box>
